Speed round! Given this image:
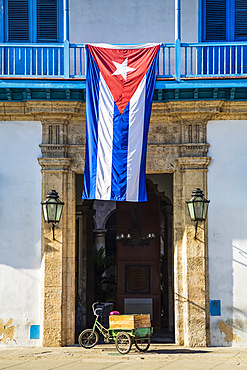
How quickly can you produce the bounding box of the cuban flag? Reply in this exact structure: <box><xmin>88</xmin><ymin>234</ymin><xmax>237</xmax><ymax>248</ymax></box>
<box><xmin>83</xmin><ymin>43</ymin><xmax>160</xmax><ymax>202</ymax></box>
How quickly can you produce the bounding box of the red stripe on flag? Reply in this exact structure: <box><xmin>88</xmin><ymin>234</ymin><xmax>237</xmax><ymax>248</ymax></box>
<box><xmin>87</xmin><ymin>44</ymin><xmax>160</xmax><ymax>115</ymax></box>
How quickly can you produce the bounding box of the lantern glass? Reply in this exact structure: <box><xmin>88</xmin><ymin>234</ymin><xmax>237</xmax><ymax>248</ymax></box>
<box><xmin>42</xmin><ymin>203</ymin><xmax>48</xmax><ymax>222</ymax></box>
<box><xmin>55</xmin><ymin>202</ymin><xmax>63</xmax><ymax>222</ymax></box>
<box><xmin>194</xmin><ymin>199</ymin><xmax>204</xmax><ymax>220</ymax></box>
<box><xmin>47</xmin><ymin>200</ymin><xmax>57</xmax><ymax>222</ymax></box>
<box><xmin>187</xmin><ymin>202</ymin><xmax>195</xmax><ymax>221</ymax></box>
<box><xmin>203</xmin><ymin>201</ymin><xmax>209</xmax><ymax>219</ymax></box>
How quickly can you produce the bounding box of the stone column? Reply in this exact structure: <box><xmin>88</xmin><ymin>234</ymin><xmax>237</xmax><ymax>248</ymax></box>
<box><xmin>38</xmin><ymin>156</ymin><xmax>75</xmax><ymax>346</ymax></box>
<box><xmin>94</xmin><ymin>229</ymin><xmax>106</xmax><ymax>251</ymax></box>
<box><xmin>38</xmin><ymin>112</ymin><xmax>78</xmax><ymax>346</ymax></box>
<box><xmin>165</xmin><ymin>204</ymin><xmax>174</xmax><ymax>333</ymax></box>
<box><xmin>75</xmin><ymin>211</ymin><xmax>87</xmax><ymax>331</ymax></box>
<box><xmin>76</xmin><ymin>204</ymin><xmax>95</xmax><ymax>330</ymax></box>
<box><xmin>173</xmin><ymin>156</ymin><xmax>211</xmax><ymax>346</ymax></box>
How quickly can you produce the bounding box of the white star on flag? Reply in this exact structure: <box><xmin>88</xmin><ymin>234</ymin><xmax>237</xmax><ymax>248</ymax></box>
<box><xmin>112</xmin><ymin>58</ymin><xmax>136</xmax><ymax>81</ymax></box>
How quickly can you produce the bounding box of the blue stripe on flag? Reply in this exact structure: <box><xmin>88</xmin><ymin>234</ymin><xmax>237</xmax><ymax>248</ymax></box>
<box><xmin>127</xmin><ymin>76</ymin><xmax>146</xmax><ymax>201</ymax></box>
<box><xmin>82</xmin><ymin>47</ymin><xmax>100</xmax><ymax>200</ymax></box>
<box><xmin>138</xmin><ymin>51</ymin><xmax>160</xmax><ymax>201</ymax></box>
<box><xmin>111</xmin><ymin>102</ymin><xmax>130</xmax><ymax>201</ymax></box>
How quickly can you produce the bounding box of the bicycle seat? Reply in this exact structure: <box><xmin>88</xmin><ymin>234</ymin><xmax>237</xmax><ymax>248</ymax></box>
<box><xmin>110</xmin><ymin>311</ymin><xmax>120</xmax><ymax>315</ymax></box>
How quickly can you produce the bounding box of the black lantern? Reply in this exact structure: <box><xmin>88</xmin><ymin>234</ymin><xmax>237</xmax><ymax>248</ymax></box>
<box><xmin>41</xmin><ymin>190</ymin><xmax>64</xmax><ymax>240</ymax></box>
<box><xmin>186</xmin><ymin>188</ymin><xmax>210</xmax><ymax>238</ymax></box>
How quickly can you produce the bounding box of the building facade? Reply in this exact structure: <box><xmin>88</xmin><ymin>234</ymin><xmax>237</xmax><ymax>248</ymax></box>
<box><xmin>1</xmin><ymin>0</ymin><xmax>247</xmax><ymax>347</ymax></box>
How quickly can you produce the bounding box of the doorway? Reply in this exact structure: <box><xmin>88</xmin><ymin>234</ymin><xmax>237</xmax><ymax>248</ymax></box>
<box><xmin>75</xmin><ymin>174</ymin><xmax>174</xmax><ymax>341</ymax></box>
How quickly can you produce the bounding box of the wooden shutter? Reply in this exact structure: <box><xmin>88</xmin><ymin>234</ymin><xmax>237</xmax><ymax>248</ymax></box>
<box><xmin>37</xmin><ymin>0</ymin><xmax>58</xmax><ymax>42</ymax></box>
<box><xmin>8</xmin><ymin>0</ymin><xmax>29</xmax><ymax>41</ymax></box>
<box><xmin>235</xmin><ymin>0</ymin><xmax>247</xmax><ymax>39</ymax></box>
<box><xmin>205</xmin><ymin>0</ymin><xmax>227</xmax><ymax>41</ymax></box>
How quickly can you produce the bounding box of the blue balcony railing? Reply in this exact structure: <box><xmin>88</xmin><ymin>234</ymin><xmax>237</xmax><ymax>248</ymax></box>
<box><xmin>181</xmin><ymin>42</ymin><xmax>247</xmax><ymax>77</ymax></box>
<box><xmin>0</xmin><ymin>43</ymin><xmax>65</xmax><ymax>77</ymax></box>
<box><xmin>68</xmin><ymin>43</ymin><xmax>176</xmax><ymax>78</ymax></box>
<box><xmin>1</xmin><ymin>41</ymin><xmax>247</xmax><ymax>80</ymax></box>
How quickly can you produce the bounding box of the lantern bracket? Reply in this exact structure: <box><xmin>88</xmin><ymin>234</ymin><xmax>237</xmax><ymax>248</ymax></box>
<box><xmin>52</xmin><ymin>223</ymin><xmax>55</xmax><ymax>240</ymax></box>
<box><xmin>195</xmin><ymin>220</ymin><xmax>198</xmax><ymax>240</ymax></box>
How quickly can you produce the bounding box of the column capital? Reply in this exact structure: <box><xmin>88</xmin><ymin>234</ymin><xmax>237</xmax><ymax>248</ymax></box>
<box><xmin>38</xmin><ymin>157</ymin><xmax>71</xmax><ymax>172</ymax></box>
<box><xmin>176</xmin><ymin>156</ymin><xmax>211</xmax><ymax>171</ymax></box>
<box><xmin>93</xmin><ymin>229</ymin><xmax>107</xmax><ymax>234</ymax></box>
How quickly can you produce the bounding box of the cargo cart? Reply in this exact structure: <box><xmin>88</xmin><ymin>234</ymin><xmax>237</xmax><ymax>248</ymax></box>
<box><xmin>78</xmin><ymin>302</ymin><xmax>153</xmax><ymax>354</ymax></box>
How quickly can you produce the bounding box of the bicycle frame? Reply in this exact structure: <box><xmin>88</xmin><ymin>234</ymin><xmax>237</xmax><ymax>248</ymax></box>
<box><xmin>92</xmin><ymin>319</ymin><xmax>111</xmax><ymax>339</ymax></box>
<box><xmin>91</xmin><ymin>302</ymin><xmax>114</xmax><ymax>341</ymax></box>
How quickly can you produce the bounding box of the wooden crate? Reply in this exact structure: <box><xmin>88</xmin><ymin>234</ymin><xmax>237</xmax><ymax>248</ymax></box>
<box><xmin>109</xmin><ymin>314</ymin><xmax>151</xmax><ymax>329</ymax></box>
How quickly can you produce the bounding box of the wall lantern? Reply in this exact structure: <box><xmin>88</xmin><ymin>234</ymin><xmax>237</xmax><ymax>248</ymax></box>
<box><xmin>116</xmin><ymin>232</ymin><xmax>155</xmax><ymax>246</ymax></box>
<box><xmin>186</xmin><ymin>188</ymin><xmax>210</xmax><ymax>239</ymax></box>
<box><xmin>41</xmin><ymin>190</ymin><xmax>64</xmax><ymax>240</ymax></box>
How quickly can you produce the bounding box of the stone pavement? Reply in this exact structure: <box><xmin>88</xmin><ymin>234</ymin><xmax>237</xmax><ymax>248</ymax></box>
<box><xmin>0</xmin><ymin>344</ymin><xmax>247</xmax><ymax>370</ymax></box>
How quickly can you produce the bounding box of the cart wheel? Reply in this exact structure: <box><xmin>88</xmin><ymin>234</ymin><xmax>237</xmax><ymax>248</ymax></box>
<box><xmin>78</xmin><ymin>329</ymin><xmax>99</xmax><ymax>348</ymax></box>
<box><xmin>134</xmin><ymin>337</ymin><xmax>150</xmax><ymax>352</ymax></box>
<box><xmin>115</xmin><ymin>332</ymin><xmax>132</xmax><ymax>354</ymax></box>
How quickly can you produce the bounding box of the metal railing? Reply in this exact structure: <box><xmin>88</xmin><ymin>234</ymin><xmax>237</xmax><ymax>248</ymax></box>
<box><xmin>1</xmin><ymin>41</ymin><xmax>247</xmax><ymax>80</ymax></box>
<box><xmin>181</xmin><ymin>42</ymin><xmax>247</xmax><ymax>77</ymax></box>
<box><xmin>69</xmin><ymin>43</ymin><xmax>176</xmax><ymax>78</ymax></box>
<box><xmin>0</xmin><ymin>43</ymin><xmax>65</xmax><ymax>77</ymax></box>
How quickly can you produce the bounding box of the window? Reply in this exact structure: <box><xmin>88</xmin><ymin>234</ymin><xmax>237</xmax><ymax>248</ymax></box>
<box><xmin>202</xmin><ymin>0</ymin><xmax>247</xmax><ymax>41</ymax></box>
<box><xmin>8</xmin><ymin>0</ymin><xmax>29</xmax><ymax>41</ymax></box>
<box><xmin>235</xmin><ymin>0</ymin><xmax>247</xmax><ymax>39</ymax></box>
<box><xmin>37</xmin><ymin>0</ymin><xmax>58</xmax><ymax>42</ymax></box>
<box><xmin>4</xmin><ymin>0</ymin><xmax>62</xmax><ymax>42</ymax></box>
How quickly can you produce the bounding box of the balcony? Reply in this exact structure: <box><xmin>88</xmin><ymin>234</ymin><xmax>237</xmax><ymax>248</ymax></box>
<box><xmin>1</xmin><ymin>41</ymin><xmax>247</xmax><ymax>98</ymax></box>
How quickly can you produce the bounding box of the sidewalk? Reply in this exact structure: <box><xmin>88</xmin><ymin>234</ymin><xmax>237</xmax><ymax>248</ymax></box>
<box><xmin>0</xmin><ymin>344</ymin><xmax>247</xmax><ymax>370</ymax></box>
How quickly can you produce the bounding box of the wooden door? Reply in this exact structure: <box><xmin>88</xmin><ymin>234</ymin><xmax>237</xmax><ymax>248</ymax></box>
<box><xmin>116</xmin><ymin>185</ymin><xmax>161</xmax><ymax>328</ymax></box>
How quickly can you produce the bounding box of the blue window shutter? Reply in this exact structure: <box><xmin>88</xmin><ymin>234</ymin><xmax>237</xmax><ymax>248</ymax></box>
<box><xmin>8</xmin><ymin>0</ymin><xmax>29</xmax><ymax>41</ymax></box>
<box><xmin>205</xmin><ymin>0</ymin><xmax>227</xmax><ymax>41</ymax></box>
<box><xmin>235</xmin><ymin>0</ymin><xmax>247</xmax><ymax>39</ymax></box>
<box><xmin>37</xmin><ymin>0</ymin><xmax>58</xmax><ymax>42</ymax></box>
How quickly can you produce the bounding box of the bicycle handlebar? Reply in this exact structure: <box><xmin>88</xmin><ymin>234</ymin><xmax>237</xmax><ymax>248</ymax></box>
<box><xmin>92</xmin><ymin>302</ymin><xmax>99</xmax><ymax>316</ymax></box>
<box><xmin>92</xmin><ymin>302</ymin><xmax>103</xmax><ymax>318</ymax></box>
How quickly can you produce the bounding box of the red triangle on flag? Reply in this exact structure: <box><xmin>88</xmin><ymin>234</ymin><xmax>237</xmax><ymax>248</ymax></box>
<box><xmin>87</xmin><ymin>44</ymin><xmax>160</xmax><ymax>115</ymax></box>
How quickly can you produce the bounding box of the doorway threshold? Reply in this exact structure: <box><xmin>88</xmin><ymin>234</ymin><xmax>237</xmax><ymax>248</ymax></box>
<box><xmin>151</xmin><ymin>330</ymin><xmax>175</xmax><ymax>343</ymax></box>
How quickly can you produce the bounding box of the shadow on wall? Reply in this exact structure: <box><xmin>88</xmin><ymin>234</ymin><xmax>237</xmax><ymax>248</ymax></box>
<box><xmin>208</xmin><ymin>217</ymin><xmax>234</xmax><ymax>347</ymax></box>
<box><xmin>210</xmin><ymin>235</ymin><xmax>247</xmax><ymax>346</ymax></box>
<box><xmin>0</xmin><ymin>121</ymin><xmax>42</xmax><ymax>270</ymax></box>
<box><xmin>0</xmin><ymin>236</ymin><xmax>41</xmax><ymax>269</ymax></box>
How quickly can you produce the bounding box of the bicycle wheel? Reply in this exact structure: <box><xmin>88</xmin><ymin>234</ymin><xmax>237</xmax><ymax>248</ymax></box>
<box><xmin>78</xmin><ymin>329</ymin><xmax>99</xmax><ymax>348</ymax></box>
<box><xmin>115</xmin><ymin>332</ymin><xmax>132</xmax><ymax>354</ymax></box>
<box><xmin>134</xmin><ymin>337</ymin><xmax>150</xmax><ymax>352</ymax></box>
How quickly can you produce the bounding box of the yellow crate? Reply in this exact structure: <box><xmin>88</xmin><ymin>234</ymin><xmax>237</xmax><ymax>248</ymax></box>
<box><xmin>109</xmin><ymin>314</ymin><xmax>151</xmax><ymax>330</ymax></box>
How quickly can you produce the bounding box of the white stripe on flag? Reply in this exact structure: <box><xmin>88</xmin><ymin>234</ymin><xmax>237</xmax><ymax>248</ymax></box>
<box><xmin>126</xmin><ymin>75</ymin><xmax>146</xmax><ymax>201</ymax></box>
<box><xmin>96</xmin><ymin>74</ymin><xmax>115</xmax><ymax>200</ymax></box>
